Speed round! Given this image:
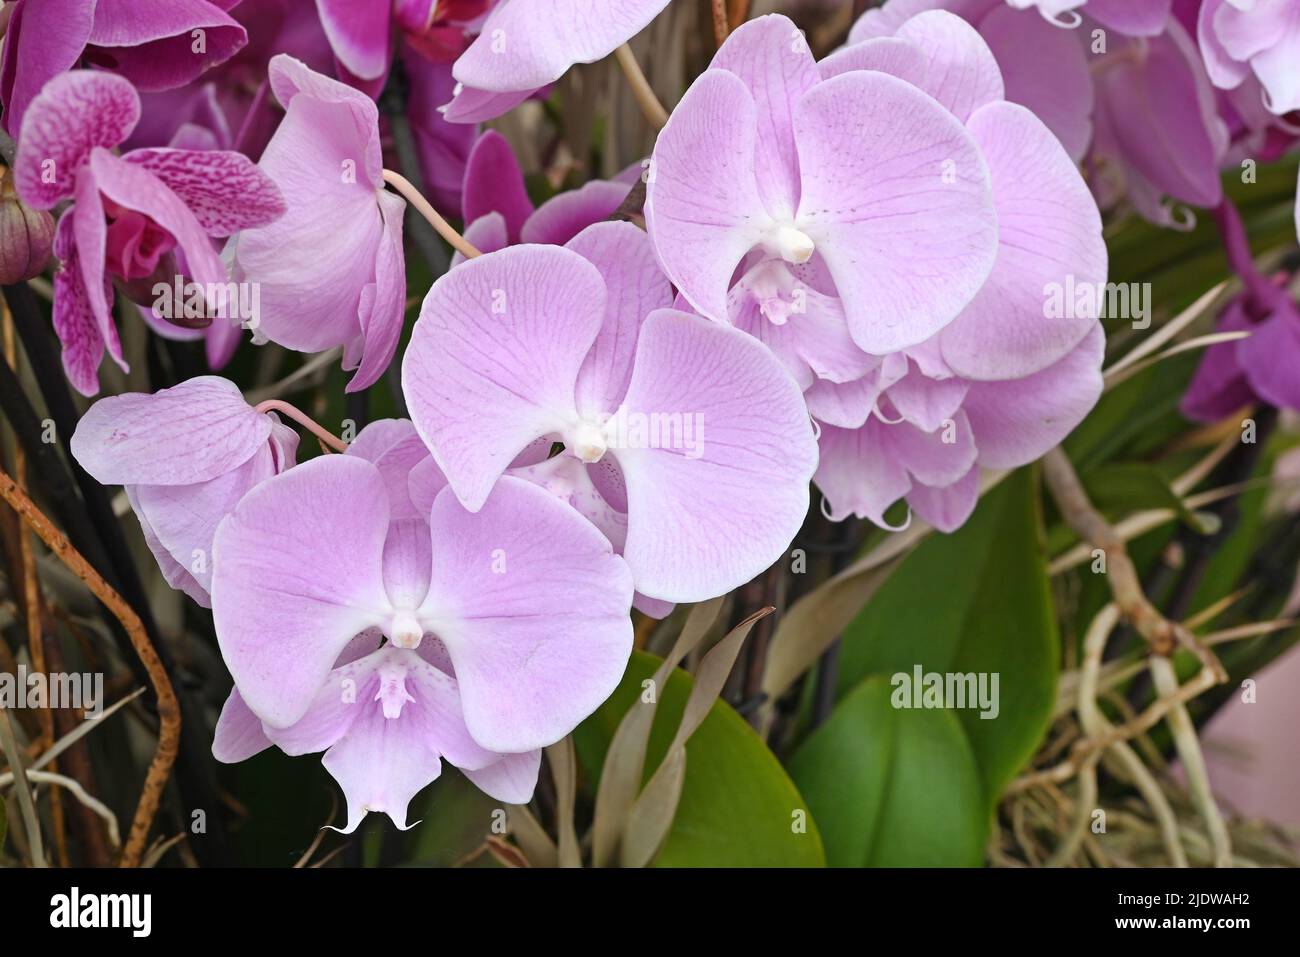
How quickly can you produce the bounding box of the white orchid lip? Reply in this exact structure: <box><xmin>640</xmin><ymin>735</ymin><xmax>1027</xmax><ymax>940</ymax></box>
<box><xmin>387</xmin><ymin>609</ymin><xmax>423</xmax><ymax>649</ymax></box>
<box><xmin>772</xmin><ymin>224</ymin><xmax>815</xmax><ymax>265</ymax></box>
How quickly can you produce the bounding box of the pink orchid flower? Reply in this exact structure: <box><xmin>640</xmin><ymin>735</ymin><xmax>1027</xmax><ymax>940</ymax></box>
<box><xmin>70</xmin><ymin>376</ymin><xmax>298</xmax><ymax>606</ymax></box>
<box><xmin>226</xmin><ymin>55</ymin><xmax>407</xmax><ymax>392</ymax></box>
<box><xmin>207</xmin><ymin>433</ymin><xmax>633</xmax><ymax>829</ymax></box>
<box><xmin>402</xmin><ymin>229</ymin><xmax>819</xmax><ymax>604</ymax></box>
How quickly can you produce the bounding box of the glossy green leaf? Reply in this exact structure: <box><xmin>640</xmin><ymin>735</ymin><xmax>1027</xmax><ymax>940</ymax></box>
<box><xmin>575</xmin><ymin>650</ymin><xmax>825</xmax><ymax>867</ymax></box>
<box><xmin>789</xmin><ymin>676</ymin><xmax>985</xmax><ymax>867</ymax></box>
<box><xmin>830</xmin><ymin>467</ymin><xmax>1059</xmax><ymax>809</ymax></box>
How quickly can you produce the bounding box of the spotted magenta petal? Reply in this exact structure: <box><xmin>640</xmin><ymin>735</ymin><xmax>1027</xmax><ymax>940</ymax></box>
<box><xmin>71</xmin><ymin>376</ymin><xmax>297</xmax><ymax>605</ymax></box>
<box><xmin>645</xmin><ymin>13</ymin><xmax>999</xmax><ymax>355</ymax></box>
<box><xmin>403</xmin><ymin>234</ymin><xmax>817</xmax><ymax>603</ymax></box>
<box><xmin>13</xmin><ymin>69</ymin><xmax>284</xmax><ymax>395</ymax></box>
<box><xmin>211</xmin><ymin>454</ymin><xmax>634</xmax><ymax>753</ymax></box>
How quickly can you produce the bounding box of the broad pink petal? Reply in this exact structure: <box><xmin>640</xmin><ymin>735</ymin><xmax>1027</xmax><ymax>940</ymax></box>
<box><xmin>316</xmin><ymin>0</ymin><xmax>392</xmax><ymax>81</ymax></box>
<box><xmin>614</xmin><ymin>309</ymin><xmax>817</xmax><ymax>602</ymax></box>
<box><xmin>71</xmin><ymin>376</ymin><xmax>272</xmax><ymax>484</ymax></box>
<box><xmin>211</xmin><ymin>455</ymin><xmax>394</xmax><ymax>727</ymax></box>
<box><xmin>86</xmin><ymin>0</ymin><xmax>247</xmax><ymax>92</ymax></box>
<box><xmin>463</xmin><ymin>750</ymin><xmax>542</xmax><ymax>804</ymax></box>
<box><xmin>793</xmin><ymin>71</ymin><xmax>998</xmax><ymax>353</ymax></box>
<box><xmin>418</xmin><ymin>478</ymin><xmax>634</xmax><ymax>752</ymax></box>
<box><xmin>212</xmin><ymin>687</ymin><xmax>272</xmax><ymax>763</ymax></box>
<box><xmin>907</xmin><ymin>466</ymin><xmax>980</xmax><ymax>534</ymax></box>
<box><xmin>710</xmin><ymin>14</ymin><xmax>820</xmax><ymax>219</ymax></box>
<box><xmin>462</xmin><ymin>130</ymin><xmax>534</xmax><ymax>242</ymax></box>
<box><xmin>963</xmin><ymin>323</ymin><xmax>1104</xmax><ymax>468</ymax></box>
<box><xmin>980</xmin><ymin>3</ymin><xmax>1093</xmax><ymax>162</ymax></box>
<box><xmin>569</xmin><ymin>221</ymin><xmax>673</xmax><ymax>417</ymax></box>
<box><xmin>893</xmin><ymin>10</ymin><xmax>1005</xmax><ymax>123</ymax></box>
<box><xmin>0</xmin><ymin>0</ymin><xmax>96</xmax><ymax>135</ymax></box>
<box><xmin>453</xmin><ymin>0</ymin><xmax>670</xmax><ymax>92</ymax></box>
<box><xmin>403</xmin><ymin>245</ymin><xmax>604</xmax><ymax>512</ymax></box>
<box><xmin>939</xmin><ymin>101</ymin><xmax>1106</xmax><ymax>380</ymax></box>
<box><xmin>520</xmin><ymin>180</ymin><xmax>629</xmax><ymax>246</ymax></box>
<box><xmin>644</xmin><ymin>70</ymin><xmax>773</xmax><ymax>322</ymax></box>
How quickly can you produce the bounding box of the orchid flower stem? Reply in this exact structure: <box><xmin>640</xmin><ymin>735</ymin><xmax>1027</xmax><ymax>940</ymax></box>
<box><xmin>381</xmin><ymin>169</ymin><xmax>481</xmax><ymax>259</ymax></box>
<box><xmin>711</xmin><ymin>0</ymin><xmax>729</xmax><ymax>46</ymax></box>
<box><xmin>1212</xmin><ymin>198</ymin><xmax>1284</xmax><ymax>317</ymax></box>
<box><xmin>614</xmin><ymin>44</ymin><xmax>669</xmax><ymax>130</ymax></box>
<box><xmin>255</xmin><ymin>399</ymin><xmax>350</xmax><ymax>453</ymax></box>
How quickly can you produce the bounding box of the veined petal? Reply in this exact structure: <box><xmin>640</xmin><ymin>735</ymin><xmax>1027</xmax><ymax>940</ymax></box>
<box><xmin>963</xmin><ymin>323</ymin><xmax>1104</xmax><ymax>468</ymax></box>
<box><xmin>347</xmin><ymin>189</ymin><xmax>407</xmax><ymax>392</ymax></box>
<box><xmin>710</xmin><ymin>14</ymin><xmax>821</xmax><ymax>219</ymax></box>
<box><xmin>614</xmin><ymin>309</ymin><xmax>817</xmax><ymax>602</ymax></box>
<box><xmin>893</xmin><ymin>10</ymin><xmax>1005</xmax><ymax>123</ymax></box>
<box><xmin>211</xmin><ymin>455</ymin><xmax>394</xmax><ymax>728</ymax></box>
<box><xmin>72</xmin><ymin>376</ymin><xmax>272</xmax><ymax>485</ymax></box>
<box><xmin>403</xmin><ymin>244</ymin><xmax>604</xmax><ymax>512</ymax></box>
<box><xmin>793</xmin><ymin>70</ymin><xmax>998</xmax><ymax>354</ymax></box>
<box><xmin>644</xmin><ymin>70</ymin><xmax>774</xmax><ymax>322</ymax></box>
<box><xmin>418</xmin><ymin>478</ymin><xmax>634</xmax><ymax>753</ymax></box>
<box><xmin>122</xmin><ymin>148</ymin><xmax>286</xmax><ymax>236</ymax></box>
<box><xmin>938</xmin><ymin>101</ymin><xmax>1106</xmax><ymax>380</ymax></box>
<box><xmin>14</xmin><ymin>70</ymin><xmax>139</xmax><ymax>209</ymax></box>
<box><xmin>569</xmin><ymin>221</ymin><xmax>673</xmax><ymax>417</ymax></box>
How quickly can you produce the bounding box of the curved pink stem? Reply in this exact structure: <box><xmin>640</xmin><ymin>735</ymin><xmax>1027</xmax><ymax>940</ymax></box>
<box><xmin>254</xmin><ymin>399</ymin><xmax>349</xmax><ymax>453</ymax></box>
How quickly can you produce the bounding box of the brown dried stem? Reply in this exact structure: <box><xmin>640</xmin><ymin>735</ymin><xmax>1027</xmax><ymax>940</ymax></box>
<box><xmin>0</xmin><ymin>467</ymin><xmax>179</xmax><ymax>867</ymax></box>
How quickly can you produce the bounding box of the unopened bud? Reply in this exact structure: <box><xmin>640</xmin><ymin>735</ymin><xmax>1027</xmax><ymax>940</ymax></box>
<box><xmin>0</xmin><ymin>172</ymin><xmax>54</xmax><ymax>284</ymax></box>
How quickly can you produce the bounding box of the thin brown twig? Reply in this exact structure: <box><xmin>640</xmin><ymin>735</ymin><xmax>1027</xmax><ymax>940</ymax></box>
<box><xmin>0</xmin><ymin>467</ymin><xmax>179</xmax><ymax>867</ymax></box>
<box><xmin>1043</xmin><ymin>448</ymin><xmax>1186</xmax><ymax>655</ymax></box>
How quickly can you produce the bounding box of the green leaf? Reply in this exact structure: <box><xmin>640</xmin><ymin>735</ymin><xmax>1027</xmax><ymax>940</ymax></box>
<box><xmin>829</xmin><ymin>467</ymin><xmax>1059</xmax><ymax>809</ymax></box>
<box><xmin>1082</xmin><ymin>462</ymin><xmax>1209</xmax><ymax>531</ymax></box>
<box><xmin>574</xmin><ymin>650</ymin><xmax>825</xmax><ymax>867</ymax></box>
<box><xmin>788</xmin><ymin>676</ymin><xmax>985</xmax><ymax>867</ymax></box>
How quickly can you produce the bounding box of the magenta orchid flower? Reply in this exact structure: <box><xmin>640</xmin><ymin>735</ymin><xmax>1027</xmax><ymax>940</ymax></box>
<box><xmin>443</xmin><ymin>0</ymin><xmax>671</xmax><ymax>122</ymax></box>
<box><xmin>1198</xmin><ymin>0</ymin><xmax>1300</xmax><ymax>116</ymax></box>
<box><xmin>403</xmin><ymin>227</ymin><xmax>818</xmax><ymax>604</ymax></box>
<box><xmin>645</xmin><ymin>13</ymin><xmax>1000</xmax><ymax>357</ymax></box>
<box><xmin>0</xmin><ymin>0</ymin><xmax>248</xmax><ymax>135</ymax></box>
<box><xmin>227</xmin><ymin>55</ymin><xmax>406</xmax><ymax>392</ymax></box>
<box><xmin>458</xmin><ymin>129</ymin><xmax>633</xmax><ymax>256</ymax></box>
<box><xmin>69</xmin><ymin>376</ymin><xmax>298</xmax><ymax>606</ymax></box>
<box><xmin>13</xmin><ymin>69</ymin><xmax>285</xmax><ymax>395</ymax></box>
<box><xmin>207</xmin><ymin>436</ymin><xmax>632</xmax><ymax>828</ymax></box>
